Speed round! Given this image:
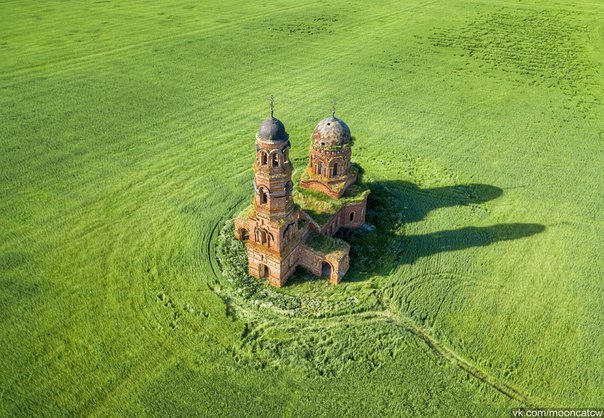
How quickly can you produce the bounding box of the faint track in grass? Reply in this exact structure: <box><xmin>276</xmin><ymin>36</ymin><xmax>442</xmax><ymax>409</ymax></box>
<box><xmin>0</xmin><ymin>0</ymin><xmax>323</xmax><ymax>84</ymax></box>
<box><xmin>309</xmin><ymin>307</ymin><xmax>545</xmax><ymax>407</ymax></box>
<box><xmin>0</xmin><ymin>0</ymin><xmax>438</xmax><ymax>86</ymax></box>
<box><xmin>373</xmin><ymin>308</ymin><xmax>543</xmax><ymax>408</ymax></box>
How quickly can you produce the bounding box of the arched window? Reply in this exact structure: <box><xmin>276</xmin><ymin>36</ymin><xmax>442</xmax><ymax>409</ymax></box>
<box><xmin>272</xmin><ymin>153</ymin><xmax>279</xmax><ymax>167</ymax></box>
<box><xmin>332</xmin><ymin>163</ymin><xmax>339</xmax><ymax>177</ymax></box>
<box><xmin>259</xmin><ymin>188</ymin><xmax>268</xmax><ymax>205</ymax></box>
<box><xmin>349</xmin><ymin>211</ymin><xmax>355</xmax><ymax>222</ymax></box>
<box><xmin>258</xmin><ymin>230</ymin><xmax>267</xmax><ymax>244</ymax></box>
<box><xmin>283</xmin><ymin>148</ymin><xmax>289</xmax><ymax>162</ymax></box>
<box><xmin>317</xmin><ymin>161</ymin><xmax>323</xmax><ymax>175</ymax></box>
<box><xmin>261</xmin><ymin>151</ymin><xmax>268</xmax><ymax>165</ymax></box>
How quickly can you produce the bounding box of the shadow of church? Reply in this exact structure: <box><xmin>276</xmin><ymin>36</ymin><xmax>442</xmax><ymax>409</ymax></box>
<box><xmin>335</xmin><ymin>180</ymin><xmax>545</xmax><ymax>281</ymax></box>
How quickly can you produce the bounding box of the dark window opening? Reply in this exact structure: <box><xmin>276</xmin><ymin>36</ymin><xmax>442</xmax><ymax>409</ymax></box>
<box><xmin>321</xmin><ymin>261</ymin><xmax>331</xmax><ymax>279</ymax></box>
<box><xmin>272</xmin><ymin>153</ymin><xmax>279</xmax><ymax>167</ymax></box>
<box><xmin>349</xmin><ymin>211</ymin><xmax>355</xmax><ymax>222</ymax></box>
<box><xmin>332</xmin><ymin>163</ymin><xmax>338</xmax><ymax>177</ymax></box>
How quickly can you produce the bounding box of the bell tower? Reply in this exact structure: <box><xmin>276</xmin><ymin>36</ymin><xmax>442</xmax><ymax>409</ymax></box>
<box><xmin>253</xmin><ymin>120</ymin><xmax>294</xmax><ymax>224</ymax></box>
<box><xmin>236</xmin><ymin>99</ymin><xmax>300</xmax><ymax>287</ymax></box>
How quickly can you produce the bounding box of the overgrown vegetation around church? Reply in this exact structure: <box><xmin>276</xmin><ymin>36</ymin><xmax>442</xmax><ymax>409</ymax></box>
<box><xmin>216</xmin><ymin>218</ymin><xmax>381</xmax><ymax>317</ymax></box>
<box><xmin>216</xmin><ymin>180</ymin><xmax>413</xmax><ymax>318</ymax></box>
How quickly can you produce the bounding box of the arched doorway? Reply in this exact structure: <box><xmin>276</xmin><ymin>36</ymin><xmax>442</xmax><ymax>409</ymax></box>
<box><xmin>259</xmin><ymin>263</ymin><xmax>269</xmax><ymax>278</ymax></box>
<box><xmin>321</xmin><ymin>261</ymin><xmax>331</xmax><ymax>279</ymax></box>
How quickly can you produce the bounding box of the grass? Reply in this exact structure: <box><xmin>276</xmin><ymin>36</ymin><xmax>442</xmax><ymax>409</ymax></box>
<box><xmin>1</xmin><ymin>0</ymin><xmax>603</xmax><ymax>415</ymax></box>
<box><xmin>304</xmin><ymin>233</ymin><xmax>348</xmax><ymax>255</ymax></box>
<box><xmin>294</xmin><ymin>170</ymin><xmax>370</xmax><ymax>225</ymax></box>
<box><xmin>235</xmin><ymin>204</ymin><xmax>254</xmax><ymax>223</ymax></box>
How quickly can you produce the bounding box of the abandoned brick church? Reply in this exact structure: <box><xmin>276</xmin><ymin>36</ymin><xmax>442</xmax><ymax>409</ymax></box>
<box><xmin>234</xmin><ymin>108</ymin><xmax>369</xmax><ymax>287</ymax></box>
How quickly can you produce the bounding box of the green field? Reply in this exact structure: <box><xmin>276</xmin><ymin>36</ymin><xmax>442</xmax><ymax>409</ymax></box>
<box><xmin>1</xmin><ymin>0</ymin><xmax>603</xmax><ymax>416</ymax></box>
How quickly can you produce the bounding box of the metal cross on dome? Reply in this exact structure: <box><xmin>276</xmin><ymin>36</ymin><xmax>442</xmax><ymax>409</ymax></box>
<box><xmin>332</xmin><ymin>98</ymin><xmax>337</xmax><ymax>118</ymax></box>
<box><xmin>270</xmin><ymin>95</ymin><xmax>274</xmax><ymax>119</ymax></box>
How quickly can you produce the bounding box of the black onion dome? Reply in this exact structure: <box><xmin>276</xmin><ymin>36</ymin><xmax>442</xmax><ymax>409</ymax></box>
<box><xmin>257</xmin><ymin>117</ymin><xmax>289</xmax><ymax>142</ymax></box>
<box><xmin>312</xmin><ymin>117</ymin><xmax>351</xmax><ymax>147</ymax></box>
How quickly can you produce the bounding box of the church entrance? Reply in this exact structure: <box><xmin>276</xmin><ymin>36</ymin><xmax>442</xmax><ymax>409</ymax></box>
<box><xmin>239</xmin><ymin>228</ymin><xmax>249</xmax><ymax>240</ymax></box>
<box><xmin>321</xmin><ymin>261</ymin><xmax>331</xmax><ymax>279</ymax></box>
<box><xmin>259</xmin><ymin>263</ymin><xmax>269</xmax><ymax>278</ymax></box>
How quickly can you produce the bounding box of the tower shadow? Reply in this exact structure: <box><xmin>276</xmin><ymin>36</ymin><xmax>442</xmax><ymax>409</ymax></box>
<box><xmin>367</xmin><ymin>180</ymin><xmax>504</xmax><ymax>224</ymax></box>
<box><xmin>395</xmin><ymin>223</ymin><xmax>546</xmax><ymax>265</ymax></box>
<box><xmin>337</xmin><ymin>180</ymin><xmax>546</xmax><ymax>281</ymax></box>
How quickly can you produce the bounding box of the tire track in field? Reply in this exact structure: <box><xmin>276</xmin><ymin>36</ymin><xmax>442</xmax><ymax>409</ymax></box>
<box><xmin>0</xmin><ymin>0</ymin><xmax>440</xmax><ymax>181</ymax></box>
<box><xmin>206</xmin><ymin>211</ymin><xmax>225</xmax><ymax>282</ymax></box>
<box><xmin>167</xmin><ymin>0</ymin><xmax>440</xmax><ymax>137</ymax></box>
<box><xmin>0</xmin><ymin>0</ymin><xmax>325</xmax><ymax>84</ymax></box>
<box><xmin>377</xmin><ymin>187</ymin><xmax>514</xmax><ymax>398</ymax></box>
<box><xmin>2</xmin><ymin>0</ymin><xmax>441</xmax><ymax>173</ymax></box>
<box><xmin>376</xmin><ymin>308</ymin><xmax>544</xmax><ymax>408</ymax></box>
<box><xmin>305</xmin><ymin>307</ymin><xmax>544</xmax><ymax>407</ymax></box>
<box><xmin>0</xmin><ymin>0</ymin><xmax>437</xmax><ymax>86</ymax></box>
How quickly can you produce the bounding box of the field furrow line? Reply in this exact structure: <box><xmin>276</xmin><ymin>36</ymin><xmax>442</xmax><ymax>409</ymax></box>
<box><xmin>0</xmin><ymin>0</ymin><xmax>324</xmax><ymax>84</ymax></box>
<box><xmin>1</xmin><ymin>0</ymin><xmax>438</xmax><ymax>87</ymax></box>
<box><xmin>378</xmin><ymin>308</ymin><xmax>544</xmax><ymax>408</ymax></box>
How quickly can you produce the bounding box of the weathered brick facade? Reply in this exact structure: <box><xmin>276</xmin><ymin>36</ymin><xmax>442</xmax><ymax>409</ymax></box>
<box><xmin>234</xmin><ymin>113</ymin><xmax>368</xmax><ymax>287</ymax></box>
<box><xmin>299</xmin><ymin>117</ymin><xmax>357</xmax><ymax>199</ymax></box>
